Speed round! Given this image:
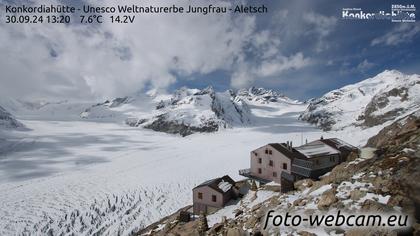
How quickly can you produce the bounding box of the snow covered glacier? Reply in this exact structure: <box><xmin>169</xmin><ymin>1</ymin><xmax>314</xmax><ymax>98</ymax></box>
<box><xmin>0</xmin><ymin>70</ymin><xmax>419</xmax><ymax>235</ymax></box>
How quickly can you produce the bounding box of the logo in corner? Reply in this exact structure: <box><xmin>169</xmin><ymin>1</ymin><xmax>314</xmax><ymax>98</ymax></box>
<box><xmin>342</xmin><ymin>4</ymin><xmax>416</xmax><ymax>22</ymax></box>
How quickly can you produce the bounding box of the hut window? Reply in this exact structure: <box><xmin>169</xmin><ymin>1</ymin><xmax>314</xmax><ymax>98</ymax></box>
<box><xmin>269</xmin><ymin>150</ymin><xmax>273</xmax><ymax>155</ymax></box>
<box><xmin>254</xmin><ymin>152</ymin><xmax>258</xmax><ymax>156</ymax></box>
<box><xmin>198</xmin><ymin>192</ymin><xmax>203</xmax><ymax>199</ymax></box>
<box><xmin>330</xmin><ymin>156</ymin><xmax>335</xmax><ymax>162</ymax></box>
<box><xmin>269</xmin><ymin>160</ymin><xmax>274</xmax><ymax>166</ymax></box>
<box><xmin>283</xmin><ymin>163</ymin><xmax>287</xmax><ymax>170</ymax></box>
<box><xmin>265</xmin><ymin>149</ymin><xmax>269</xmax><ymax>154</ymax></box>
<box><xmin>258</xmin><ymin>168</ymin><xmax>262</xmax><ymax>174</ymax></box>
<box><xmin>258</xmin><ymin>158</ymin><xmax>262</xmax><ymax>164</ymax></box>
<box><xmin>273</xmin><ymin>172</ymin><xmax>277</xmax><ymax>177</ymax></box>
<box><xmin>212</xmin><ymin>195</ymin><xmax>217</xmax><ymax>202</ymax></box>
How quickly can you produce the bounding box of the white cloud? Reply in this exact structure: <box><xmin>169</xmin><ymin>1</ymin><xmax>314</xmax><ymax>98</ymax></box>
<box><xmin>0</xmin><ymin>1</ymin><xmax>324</xmax><ymax>101</ymax></box>
<box><xmin>371</xmin><ymin>23</ymin><xmax>420</xmax><ymax>46</ymax></box>
<box><xmin>303</xmin><ymin>12</ymin><xmax>338</xmax><ymax>52</ymax></box>
<box><xmin>258</xmin><ymin>52</ymin><xmax>311</xmax><ymax>77</ymax></box>
<box><xmin>231</xmin><ymin>52</ymin><xmax>311</xmax><ymax>88</ymax></box>
<box><xmin>303</xmin><ymin>12</ymin><xmax>337</xmax><ymax>38</ymax></box>
<box><xmin>356</xmin><ymin>59</ymin><xmax>375</xmax><ymax>72</ymax></box>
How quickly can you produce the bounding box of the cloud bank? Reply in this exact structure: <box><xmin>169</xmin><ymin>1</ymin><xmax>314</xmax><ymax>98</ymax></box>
<box><xmin>0</xmin><ymin>0</ymin><xmax>244</xmax><ymax>99</ymax></box>
<box><xmin>2</xmin><ymin>0</ymin><xmax>417</xmax><ymax>101</ymax></box>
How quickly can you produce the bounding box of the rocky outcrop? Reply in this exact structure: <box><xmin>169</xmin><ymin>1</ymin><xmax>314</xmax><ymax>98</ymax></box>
<box><xmin>363</xmin><ymin>87</ymin><xmax>409</xmax><ymax>127</ymax></box>
<box><xmin>144</xmin><ymin>114</ymin><xmax>219</xmax><ymax>137</ymax></box>
<box><xmin>236</xmin><ymin>87</ymin><xmax>295</xmax><ymax>104</ymax></box>
<box><xmin>299</xmin><ymin>99</ymin><xmax>336</xmax><ymax>130</ymax></box>
<box><xmin>300</xmin><ymin>70</ymin><xmax>420</xmax><ymax>131</ymax></box>
<box><xmin>0</xmin><ymin>105</ymin><xmax>24</xmax><ymax>129</ymax></box>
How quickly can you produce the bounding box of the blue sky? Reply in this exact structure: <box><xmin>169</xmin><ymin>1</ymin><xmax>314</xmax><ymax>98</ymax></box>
<box><xmin>172</xmin><ymin>0</ymin><xmax>420</xmax><ymax>99</ymax></box>
<box><xmin>0</xmin><ymin>0</ymin><xmax>419</xmax><ymax>101</ymax></box>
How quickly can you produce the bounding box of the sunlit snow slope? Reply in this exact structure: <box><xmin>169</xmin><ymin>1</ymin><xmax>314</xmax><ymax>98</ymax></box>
<box><xmin>300</xmin><ymin>70</ymin><xmax>420</xmax><ymax>131</ymax></box>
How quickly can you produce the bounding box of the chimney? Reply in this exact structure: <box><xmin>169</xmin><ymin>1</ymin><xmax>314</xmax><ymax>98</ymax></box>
<box><xmin>305</xmin><ymin>139</ymin><xmax>308</xmax><ymax>144</ymax></box>
<box><xmin>286</xmin><ymin>141</ymin><xmax>289</xmax><ymax>148</ymax></box>
<box><xmin>290</xmin><ymin>141</ymin><xmax>293</xmax><ymax>149</ymax></box>
<box><xmin>320</xmin><ymin>136</ymin><xmax>324</xmax><ymax>140</ymax></box>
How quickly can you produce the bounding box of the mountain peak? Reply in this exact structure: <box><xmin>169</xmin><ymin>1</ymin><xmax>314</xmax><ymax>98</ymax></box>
<box><xmin>0</xmin><ymin>105</ymin><xmax>25</xmax><ymax>129</ymax></box>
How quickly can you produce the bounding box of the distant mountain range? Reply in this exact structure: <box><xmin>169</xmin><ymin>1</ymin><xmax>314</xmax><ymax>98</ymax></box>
<box><xmin>1</xmin><ymin>70</ymin><xmax>419</xmax><ymax>136</ymax></box>
<box><xmin>80</xmin><ymin>86</ymin><xmax>298</xmax><ymax>136</ymax></box>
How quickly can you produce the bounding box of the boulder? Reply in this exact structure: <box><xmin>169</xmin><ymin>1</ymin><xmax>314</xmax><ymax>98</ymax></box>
<box><xmin>294</xmin><ymin>179</ymin><xmax>314</xmax><ymax>191</ymax></box>
<box><xmin>293</xmin><ymin>198</ymin><xmax>307</xmax><ymax>206</ymax></box>
<box><xmin>349</xmin><ymin>189</ymin><xmax>367</xmax><ymax>201</ymax></box>
<box><xmin>361</xmin><ymin>199</ymin><xmax>392</xmax><ymax>213</ymax></box>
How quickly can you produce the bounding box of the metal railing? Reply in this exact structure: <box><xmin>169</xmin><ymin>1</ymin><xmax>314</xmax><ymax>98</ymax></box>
<box><xmin>238</xmin><ymin>168</ymin><xmax>251</xmax><ymax>176</ymax></box>
<box><xmin>291</xmin><ymin>165</ymin><xmax>312</xmax><ymax>177</ymax></box>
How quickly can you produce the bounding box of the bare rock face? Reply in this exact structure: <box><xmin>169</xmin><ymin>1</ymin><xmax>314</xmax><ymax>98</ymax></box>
<box><xmin>363</xmin><ymin>87</ymin><xmax>409</xmax><ymax>127</ymax></box>
<box><xmin>299</xmin><ymin>98</ymin><xmax>336</xmax><ymax>130</ymax></box>
<box><xmin>144</xmin><ymin>114</ymin><xmax>219</xmax><ymax>137</ymax></box>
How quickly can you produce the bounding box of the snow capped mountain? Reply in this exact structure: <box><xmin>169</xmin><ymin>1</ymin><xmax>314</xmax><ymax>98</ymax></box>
<box><xmin>81</xmin><ymin>86</ymin><xmax>254</xmax><ymax>136</ymax></box>
<box><xmin>300</xmin><ymin>70</ymin><xmax>420</xmax><ymax>130</ymax></box>
<box><xmin>145</xmin><ymin>87</ymin><xmax>254</xmax><ymax>136</ymax></box>
<box><xmin>0</xmin><ymin>86</ymin><xmax>302</xmax><ymax>136</ymax></box>
<box><xmin>237</xmin><ymin>87</ymin><xmax>300</xmax><ymax>104</ymax></box>
<box><xmin>0</xmin><ymin>105</ymin><xmax>24</xmax><ymax>129</ymax></box>
<box><xmin>4</xmin><ymin>70</ymin><xmax>417</xmax><ymax>136</ymax></box>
